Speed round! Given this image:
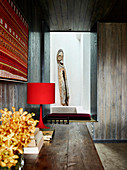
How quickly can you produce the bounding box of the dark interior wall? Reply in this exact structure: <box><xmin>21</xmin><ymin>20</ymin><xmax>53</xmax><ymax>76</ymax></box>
<box><xmin>42</xmin><ymin>22</ymin><xmax>50</xmax><ymax>83</ymax></box>
<box><xmin>43</xmin><ymin>32</ymin><xmax>50</xmax><ymax>83</ymax></box>
<box><xmin>0</xmin><ymin>82</ymin><xmax>27</xmax><ymax>112</ymax></box>
<box><xmin>90</xmin><ymin>33</ymin><xmax>97</xmax><ymax>119</ymax></box>
<box><xmin>42</xmin><ymin>22</ymin><xmax>50</xmax><ymax>116</ymax></box>
<box><xmin>93</xmin><ymin>23</ymin><xmax>127</xmax><ymax>140</ymax></box>
<box><xmin>0</xmin><ymin>0</ymin><xmax>43</xmax><ymax>119</ymax></box>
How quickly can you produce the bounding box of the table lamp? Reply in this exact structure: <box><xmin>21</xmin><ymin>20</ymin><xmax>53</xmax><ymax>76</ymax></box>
<box><xmin>27</xmin><ymin>83</ymin><xmax>55</xmax><ymax>129</ymax></box>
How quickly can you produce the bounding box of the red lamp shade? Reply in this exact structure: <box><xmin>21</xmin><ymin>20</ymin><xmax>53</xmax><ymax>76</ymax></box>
<box><xmin>27</xmin><ymin>83</ymin><xmax>55</xmax><ymax>129</ymax></box>
<box><xmin>27</xmin><ymin>83</ymin><xmax>55</xmax><ymax>104</ymax></box>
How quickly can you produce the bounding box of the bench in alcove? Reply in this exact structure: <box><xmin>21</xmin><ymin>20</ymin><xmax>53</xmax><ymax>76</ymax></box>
<box><xmin>45</xmin><ymin>106</ymin><xmax>91</xmax><ymax>124</ymax></box>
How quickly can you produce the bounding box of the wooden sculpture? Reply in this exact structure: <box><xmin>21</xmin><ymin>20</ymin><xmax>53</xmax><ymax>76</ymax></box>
<box><xmin>57</xmin><ymin>49</ymin><xmax>69</xmax><ymax>106</ymax></box>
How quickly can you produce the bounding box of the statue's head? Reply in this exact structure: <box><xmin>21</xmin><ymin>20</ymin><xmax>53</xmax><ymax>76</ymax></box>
<box><xmin>57</xmin><ymin>49</ymin><xmax>64</xmax><ymax>64</ymax></box>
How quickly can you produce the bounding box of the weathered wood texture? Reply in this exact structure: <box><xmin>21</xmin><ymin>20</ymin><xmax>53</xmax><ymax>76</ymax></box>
<box><xmin>93</xmin><ymin>23</ymin><xmax>127</xmax><ymax>140</ymax></box>
<box><xmin>90</xmin><ymin>33</ymin><xmax>97</xmax><ymax>119</ymax></box>
<box><xmin>23</xmin><ymin>123</ymin><xmax>104</xmax><ymax>170</ymax></box>
<box><xmin>43</xmin><ymin>30</ymin><xmax>50</xmax><ymax>116</ymax></box>
<box><xmin>0</xmin><ymin>82</ymin><xmax>27</xmax><ymax>111</ymax></box>
<box><xmin>0</xmin><ymin>0</ymin><xmax>43</xmax><ymax>119</ymax></box>
<box><xmin>38</xmin><ymin>0</ymin><xmax>127</xmax><ymax>31</ymax></box>
<box><xmin>43</xmin><ymin>30</ymin><xmax>50</xmax><ymax>84</ymax></box>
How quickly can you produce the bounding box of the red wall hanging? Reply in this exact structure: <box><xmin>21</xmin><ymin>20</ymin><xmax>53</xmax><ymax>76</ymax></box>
<box><xmin>0</xmin><ymin>0</ymin><xmax>29</xmax><ymax>81</ymax></box>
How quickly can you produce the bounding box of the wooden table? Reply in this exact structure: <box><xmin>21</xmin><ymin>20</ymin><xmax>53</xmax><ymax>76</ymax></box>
<box><xmin>23</xmin><ymin>123</ymin><xmax>104</xmax><ymax>170</ymax></box>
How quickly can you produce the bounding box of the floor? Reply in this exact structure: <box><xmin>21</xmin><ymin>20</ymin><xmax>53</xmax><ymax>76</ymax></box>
<box><xmin>95</xmin><ymin>143</ymin><xmax>127</xmax><ymax>170</ymax></box>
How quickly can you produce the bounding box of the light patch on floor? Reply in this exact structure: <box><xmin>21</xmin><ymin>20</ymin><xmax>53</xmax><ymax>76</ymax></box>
<box><xmin>95</xmin><ymin>143</ymin><xmax>127</xmax><ymax>170</ymax></box>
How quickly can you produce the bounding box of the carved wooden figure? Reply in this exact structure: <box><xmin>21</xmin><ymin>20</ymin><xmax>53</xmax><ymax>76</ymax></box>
<box><xmin>57</xmin><ymin>49</ymin><xmax>69</xmax><ymax>106</ymax></box>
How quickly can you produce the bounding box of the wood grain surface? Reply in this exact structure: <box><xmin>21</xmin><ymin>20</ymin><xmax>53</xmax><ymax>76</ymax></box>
<box><xmin>93</xmin><ymin>23</ymin><xmax>127</xmax><ymax>140</ymax></box>
<box><xmin>38</xmin><ymin>0</ymin><xmax>126</xmax><ymax>31</ymax></box>
<box><xmin>23</xmin><ymin>123</ymin><xmax>104</xmax><ymax>170</ymax></box>
<box><xmin>90</xmin><ymin>33</ymin><xmax>97</xmax><ymax>119</ymax></box>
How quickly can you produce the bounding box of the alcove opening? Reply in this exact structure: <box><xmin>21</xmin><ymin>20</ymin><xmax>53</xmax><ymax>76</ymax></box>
<box><xmin>50</xmin><ymin>32</ymin><xmax>97</xmax><ymax>120</ymax></box>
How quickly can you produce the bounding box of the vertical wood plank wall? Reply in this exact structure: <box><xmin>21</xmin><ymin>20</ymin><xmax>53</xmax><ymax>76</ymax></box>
<box><xmin>0</xmin><ymin>0</ymin><xmax>42</xmax><ymax>119</ymax></box>
<box><xmin>43</xmin><ymin>25</ymin><xmax>50</xmax><ymax>116</ymax></box>
<box><xmin>90</xmin><ymin>33</ymin><xmax>97</xmax><ymax>119</ymax></box>
<box><xmin>93</xmin><ymin>23</ymin><xmax>127</xmax><ymax>140</ymax></box>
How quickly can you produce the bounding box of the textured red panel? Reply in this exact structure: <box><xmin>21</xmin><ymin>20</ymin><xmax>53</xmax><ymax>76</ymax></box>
<box><xmin>0</xmin><ymin>0</ymin><xmax>28</xmax><ymax>81</ymax></box>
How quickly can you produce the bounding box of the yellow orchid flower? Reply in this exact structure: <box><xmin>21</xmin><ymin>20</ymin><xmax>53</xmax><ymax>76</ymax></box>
<box><xmin>0</xmin><ymin>107</ymin><xmax>38</xmax><ymax>168</ymax></box>
<box><xmin>4</xmin><ymin>108</ymin><xmax>8</xmax><ymax>112</ymax></box>
<box><xmin>19</xmin><ymin>108</ymin><xmax>23</xmax><ymax>114</ymax></box>
<box><xmin>12</xmin><ymin>107</ymin><xmax>16</xmax><ymax>112</ymax></box>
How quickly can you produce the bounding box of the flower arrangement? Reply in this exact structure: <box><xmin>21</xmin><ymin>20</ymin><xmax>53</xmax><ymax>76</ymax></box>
<box><xmin>0</xmin><ymin>107</ymin><xmax>38</xmax><ymax>168</ymax></box>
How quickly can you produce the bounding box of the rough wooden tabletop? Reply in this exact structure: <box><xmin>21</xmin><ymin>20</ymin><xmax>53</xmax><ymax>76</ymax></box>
<box><xmin>23</xmin><ymin>123</ymin><xmax>104</xmax><ymax>170</ymax></box>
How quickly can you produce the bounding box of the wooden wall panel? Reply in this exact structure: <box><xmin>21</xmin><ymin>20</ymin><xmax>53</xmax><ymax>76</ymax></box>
<box><xmin>14</xmin><ymin>83</ymin><xmax>19</xmax><ymax>111</ymax></box>
<box><xmin>38</xmin><ymin>0</ymin><xmax>126</xmax><ymax>32</ymax></box>
<box><xmin>93</xmin><ymin>23</ymin><xmax>127</xmax><ymax>140</ymax></box>
<box><xmin>67</xmin><ymin>0</ymin><xmax>75</xmax><ymax>31</ymax></box>
<box><xmin>121</xmin><ymin>24</ymin><xmax>127</xmax><ymax>139</ymax></box>
<box><xmin>90</xmin><ymin>33</ymin><xmax>97</xmax><ymax>119</ymax></box>
<box><xmin>0</xmin><ymin>82</ymin><xmax>26</xmax><ymax>112</ymax></box>
<box><xmin>105</xmin><ymin>23</ymin><xmax>112</xmax><ymax>139</ymax></box>
<box><xmin>43</xmin><ymin>32</ymin><xmax>50</xmax><ymax>83</ymax></box>
<box><xmin>116</xmin><ymin>24</ymin><xmax>122</xmax><ymax>139</ymax></box>
<box><xmin>43</xmin><ymin>31</ymin><xmax>50</xmax><ymax>116</ymax></box>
